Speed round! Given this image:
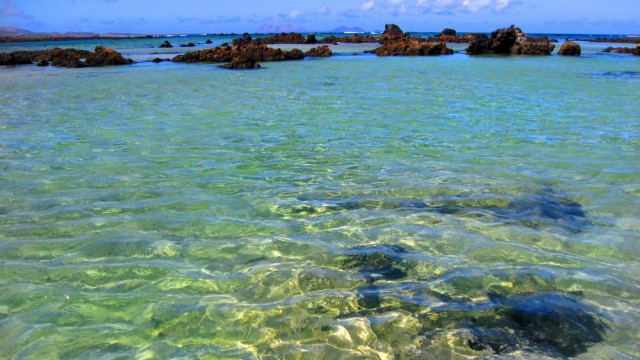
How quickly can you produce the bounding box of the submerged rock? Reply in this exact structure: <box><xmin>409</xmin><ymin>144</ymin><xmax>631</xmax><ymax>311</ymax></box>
<box><xmin>341</xmin><ymin>244</ymin><xmax>408</xmax><ymax>284</ymax></box>
<box><xmin>466</xmin><ymin>25</ymin><xmax>555</xmax><ymax>55</ymax></box>
<box><xmin>296</xmin><ymin>187</ymin><xmax>587</xmax><ymax>232</ymax></box>
<box><xmin>180</xmin><ymin>42</ymin><xmax>196</xmax><ymax>47</ymax></box>
<box><xmin>558</xmin><ymin>41</ymin><xmax>581</xmax><ymax>56</ymax></box>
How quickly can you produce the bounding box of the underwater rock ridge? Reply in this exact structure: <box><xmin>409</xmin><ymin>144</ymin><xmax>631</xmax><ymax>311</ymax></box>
<box><xmin>295</xmin><ymin>188</ymin><xmax>589</xmax><ymax>232</ymax></box>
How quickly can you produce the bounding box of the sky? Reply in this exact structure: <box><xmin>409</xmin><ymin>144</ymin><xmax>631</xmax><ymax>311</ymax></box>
<box><xmin>1</xmin><ymin>0</ymin><xmax>639</xmax><ymax>35</ymax></box>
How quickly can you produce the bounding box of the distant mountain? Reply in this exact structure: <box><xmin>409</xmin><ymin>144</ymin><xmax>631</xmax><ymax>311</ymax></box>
<box><xmin>256</xmin><ymin>24</ymin><xmax>306</xmax><ymax>34</ymax></box>
<box><xmin>0</xmin><ymin>27</ymin><xmax>99</xmax><ymax>38</ymax></box>
<box><xmin>331</xmin><ymin>26</ymin><xmax>367</xmax><ymax>33</ymax></box>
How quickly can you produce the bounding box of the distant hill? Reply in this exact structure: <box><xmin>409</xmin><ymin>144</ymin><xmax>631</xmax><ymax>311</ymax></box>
<box><xmin>0</xmin><ymin>27</ymin><xmax>99</xmax><ymax>38</ymax></box>
<box><xmin>331</xmin><ymin>26</ymin><xmax>368</xmax><ymax>33</ymax></box>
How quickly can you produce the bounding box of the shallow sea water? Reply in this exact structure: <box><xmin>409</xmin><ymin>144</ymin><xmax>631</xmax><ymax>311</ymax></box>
<box><xmin>1</xmin><ymin>38</ymin><xmax>639</xmax><ymax>359</ymax></box>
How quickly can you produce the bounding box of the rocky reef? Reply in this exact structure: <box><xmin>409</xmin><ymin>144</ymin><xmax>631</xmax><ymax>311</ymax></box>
<box><xmin>558</xmin><ymin>41</ymin><xmax>581</xmax><ymax>56</ymax></box>
<box><xmin>467</xmin><ymin>25</ymin><xmax>555</xmax><ymax>55</ymax></box>
<box><xmin>0</xmin><ymin>46</ymin><xmax>133</xmax><ymax>67</ymax></box>
<box><xmin>603</xmin><ymin>46</ymin><xmax>640</xmax><ymax>55</ymax></box>
<box><xmin>333</xmin><ymin>242</ymin><xmax>609</xmax><ymax>357</ymax></box>
<box><xmin>173</xmin><ymin>33</ymin><xmax>311</xmax><ymax>69</ymax></box>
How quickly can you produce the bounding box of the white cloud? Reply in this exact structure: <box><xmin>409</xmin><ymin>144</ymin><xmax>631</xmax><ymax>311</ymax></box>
<box><xmin>361</xmin><ymin>1</ymin><xmax>375</xmax><ymax>11</ymax></box>
<box><xmin>289</xmin><ymin>9</ymin><xmax>302</xmax><ymax>19</ymax></box>
<box><xmin>417</xmin><ymin>0</ymin><xmax>511</xmax><ymax>13</ymax></box>
<box><xmin>315</xmin><ymin>5</ymin><xmax>331</xmax><ymax>15</ymax></box>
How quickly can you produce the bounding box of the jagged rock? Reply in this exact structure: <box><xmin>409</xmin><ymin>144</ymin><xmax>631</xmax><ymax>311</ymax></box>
<box><xmin>84</xmin><ymin>46</ymin><xmax>134</xmax><ymax>66</ymax></box>
<box><xmin>305</xmin><ymin>34</ymin><xmax>318</xmax><ymax>44</ymax></box>
<box><xmin>256</xmin><ymin>32</ymin><xmax>307</xmax><ymax>44</ymax></box>
<box><xmin>232</xmin><ymin>33</ymin><xmax>253</xmax><ymax>47</ymax></box>
<box><xmin>558</xmin><ymin>41</ymin><xmax>581</xmax><ymax>56</ymax></box>
<box><xmin>381</xmin><ymin>24</ymin><xmax>405</xmax><ymax>42</ymax></box>
<box><xmin>159</xmin><ymin>40</ymin><xmax>173</xmax><ymax>48</ymax></box>
<box><xmin>440</xmin><ymin>28</ymin><xmax>457</xmax><ymax>37</ymax></box>
<box><xmin>304</xmin><ymin>45</ymin><xmax>332</xmax><ymax>57</ymax></box>
<box><xmin>173</xmin><ymin>43</ymin><xmax>305</xmax><ymax>64</ymax></box>
<box><xmin>371</xmin><ymin>41</ymin><xmax>453</xmax><ymax>56</ymax></box>
<box><xmin>467</xmin><ymin>25</ymin><xmax>555</xmax><ymax>55</ymax></box>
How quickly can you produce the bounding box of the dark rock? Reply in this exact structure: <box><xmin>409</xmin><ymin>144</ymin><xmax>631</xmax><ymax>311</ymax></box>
<box><xmin>219</xmin><ymin>58</ymin><xmax>260</xmax><ymax>70</ymax></box>
<box><xmin>159</xmin><ymin>40</ymin><xmax>173</xmax><ymax>48</ymax></box>
<box><xmin>0</xmin><ymin>52</ymin><xmax>33</xmax><ymax>65</ymax></box>
<box><xmin>440</xmin><ymin>28</ymin><xmax>457</xmax><ymax>37</ymax></box>
<box><xmin>381</xmin><ymin>24</ymin><xmax>405</xmax><ymax>42</ymax></box>
<box><xmin>205</xmin><ymin>39</ymin><xmax>213</xmax><ymax>44</ymax></box>
<box><xmin>151</xmin><ymin>58</ymin><xmax>166</xmax><ymax>63</ymax></box>
<box><xmin>305</xmin><ymin>34</ymin><xmax>318</xmax><ymax>44</ymax></box>
<box><xmin>466</xmin><ymin>25</ymin><xmax>555</xmax><ymax>55</ymax></box>
<box><xmin>558</xmin><ymin>41</ymin><xmax>581</xmax><ymax>56</ymax></box>
<box><xmin>256</xmin><ymin>32</ymin><xmax>307</xmax><ymax>45</ymax></box>
<box><xmin>84</xmin><ymin>46</ymin><xmax>134</xmax><ymax>66</ymax></box>
<box><xmin>180</xmin><ymin>42</ymin><xmax>196</xmax><ymax>47</ymax></box>
<box><xmin>371</xmin><ymin>40</ymin><xmax>453</xmax><ymax>56</ymax></box>
<box><xmin>36</xmin><ymin>59</ymin><xmax>48</xmax><ymax>66</ymax></box>
<box><xmin>490</xmin><ymin>293</ymin><xmax>608</xmax><ymax>357</ymax></box>
<box><xmin>232</xmin><ymin>33</ymin><xmax>253</xmax><ymax>47</ymax></box>
<box><xmin>603</xmin><ymin>46</ymin><xmax>640</xmax><ymax>55</ymax></box>
<box><xmin>304</xmin><ymin>45</ymin><xmax>332</xmax><ymax>57</ymax></box>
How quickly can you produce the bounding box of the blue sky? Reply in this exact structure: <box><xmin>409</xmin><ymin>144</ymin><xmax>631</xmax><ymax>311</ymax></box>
<box><xmin>1</xmin><ymin>0</ymin><xmax>639</xmax><ymax>34</ymax></box>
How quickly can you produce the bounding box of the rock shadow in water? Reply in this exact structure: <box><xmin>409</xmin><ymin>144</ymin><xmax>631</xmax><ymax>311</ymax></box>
<box><xmin>297</xmin><ymin>186</ymin><xmax>589</xmax><ymax>233</ymax></box>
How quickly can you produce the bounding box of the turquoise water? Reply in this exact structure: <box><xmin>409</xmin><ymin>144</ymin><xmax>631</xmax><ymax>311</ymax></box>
<box><xmin>1</xmin><ymin>38</ymin><xmax>639</xmax><ymax>359</ymax></box>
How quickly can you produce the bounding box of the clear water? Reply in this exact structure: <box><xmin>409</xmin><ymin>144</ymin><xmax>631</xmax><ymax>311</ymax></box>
<box><xmin>0</xmin><ymin>37</ymin><xmax>639</xmax><ymax>359</ymax></box>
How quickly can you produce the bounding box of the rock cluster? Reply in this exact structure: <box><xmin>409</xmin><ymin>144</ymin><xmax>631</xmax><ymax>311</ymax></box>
<box><xmin>558</xmin><ymin>41</ymin><xmax>581</xmax><ymax>56</ymax></box>
<box><xmin>370</xmin><ymin>24</ymin><xmax>453</xmax><ymax>57</ymax></box>
<box><xmin>467</xmin><ymin>25</ymin><xmax>555</xmax><ymax>55</ymax></box>
<box><xmin>371</xmin><ymin>41</ymin><xmax>453</xmax><ymax>56</ymax></box>
<box><xmin>0</xmin><ymin>46</ymin><xmax>132</xmax><ymax>67</ymax></box>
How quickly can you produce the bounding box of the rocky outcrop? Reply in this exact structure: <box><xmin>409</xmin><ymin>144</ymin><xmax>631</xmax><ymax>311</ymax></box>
<box><xmin>304</xmin><ymin>45</ymin><xmax>332</xmax><ymax>57</ymax></box>
<box><xmin>84</xmin><ymin>46</ymin><xmax>134</xmax><ymax>66</ymax></box>
<box><xmin>172</xmin><ymin>43</ymin><xmax>305</xmax><ymax>65</ymax></box>
<box><xmin>603</xmin><ymin>46</ymin><xmax>640</xmax><ymax>55</ymax></box>
<box><xmin>159</xmin><ymin>40</ymin><xmax>173</xmax><ymax>48</ymax></box>
<box><xmin>440</xmin><ymin>28</ymin><xmax>457</xmax><ymax>37</ymax></box>
<box><xmin>180</xmin><ymin>42</ymin><xmax>196</xmax><ymax>47</ymax></box>
<box><xmin>0</xmin><ymin>47</ymin><xmax>132</xmax><ymax>67</ymax></box>
<box><xmin>232</xmin><ymin>33</ymin><xmax>253</xmax><ymax>47</ymax></box>
<box><xmin>381</xmin><ymin>24</ymin><xmax>406</xmax><ymax>42</ymax></box>
<box><xmin>255</xmin><ymin>32</ymin><xmax>307</xmax><ymax>44</ymax></box>
<box><xmin>371</xmin><ymin>41</ymin><xmax>453</xmax><ymax>56</ymax></box>
<box><xmin>205</xmin><ymin>39</ymin><xmax>213</xmax><ymax>44</ymax></box>
<box><xmin>467</xmin><ymin>25</ymin><xmax>555</xmax><ymax>55</ymax></box>
<box><xmin>558</xmin><ymin>41</ymin><xmax>581</xmax><ymax>56</ymax></box>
